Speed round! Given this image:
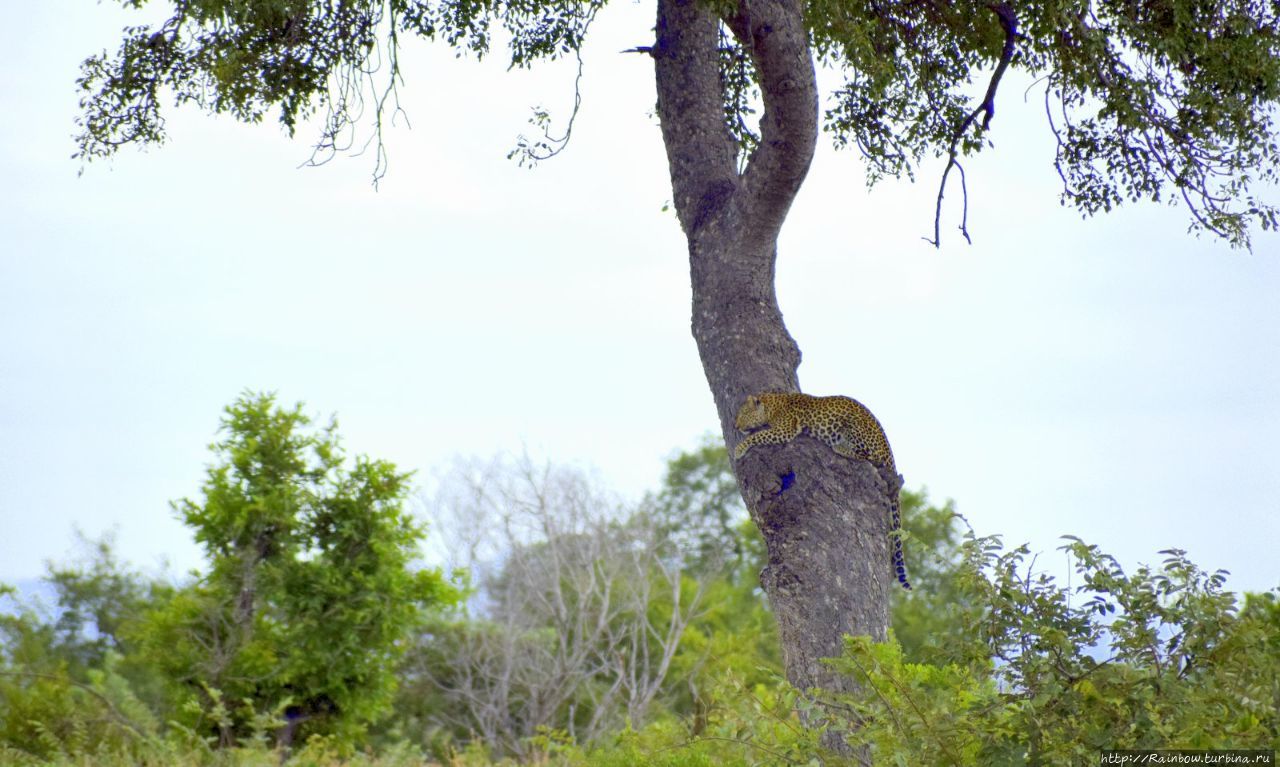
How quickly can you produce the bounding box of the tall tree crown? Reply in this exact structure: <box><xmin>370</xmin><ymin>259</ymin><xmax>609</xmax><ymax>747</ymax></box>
<box><xmin>77</xmin><ymin>0</ymin><xmax>1279</xmax><ymax>246</ymax></box>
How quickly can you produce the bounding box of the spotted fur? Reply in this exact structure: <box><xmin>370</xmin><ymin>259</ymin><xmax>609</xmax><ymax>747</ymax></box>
<box><xmin>734</xmin><ymin>392</ymin><xmax>911</xmax><ymax>590</ymax></box>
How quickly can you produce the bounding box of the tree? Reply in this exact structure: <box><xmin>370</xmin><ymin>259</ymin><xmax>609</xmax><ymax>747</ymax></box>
<box><xmin>0</xmin><ymin>538</ymin><xmax>170</xmax><ymax>760</ymax></box>
<box><xmin>17</xmin><ymin>533</ymin><xmax>156</xmax><ymax>678</ymax></box>
<box><xmin>887</xmin><ymin>491</ymin><xmax>980</xmax><ymax>665</ymax></box>
<box><xmin>826</xmin><ymin>540</ymin><xmax>1280</xmax><ymax>762</ymax></box>
<box><xmin>73</xmin><ymin>0</ymin><xmax>1280</xmax><ymax>744</ymax></box>
<box><xmin>638</xmin><ymin>438</ymin><xmax>982</xmax><ymax>667</ymax></box>
<box><xmin>641</xmin><ymin>435</ymin><xmax>749</xmax><ymax>577</ymax></box>
<box><xmin>605</xmin><ymin>540</ymin><xmax>1280</xmax><ymax>765</ymax></box>
<box><xmin>135</xmin><ymin>392</ymin><xmax>457</xmax><ymax>748</ymax></box>
<box><xmin>402</xmin><ymin>454</ymin><xmax>704</xmax><ymax>758</ymax></box>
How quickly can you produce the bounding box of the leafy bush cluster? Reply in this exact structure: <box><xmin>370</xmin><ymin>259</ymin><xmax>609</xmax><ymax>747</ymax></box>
<box><xmin>1</xmin><ymin>396</ymin><xmax>1276</xmax><ymax>766</ymax></box>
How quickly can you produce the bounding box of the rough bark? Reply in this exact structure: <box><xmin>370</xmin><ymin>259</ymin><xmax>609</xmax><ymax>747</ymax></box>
<box><xmin>653</xmin><ymin>0</ymin><xmax>898</xmax><ymax>742</ymax></box>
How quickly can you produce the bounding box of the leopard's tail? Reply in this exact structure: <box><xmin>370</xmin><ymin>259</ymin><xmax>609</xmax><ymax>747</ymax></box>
<box><xmin>891</xmin><ymin>500</ymin><xmax>911</xmax><ymax>590</ymax></box>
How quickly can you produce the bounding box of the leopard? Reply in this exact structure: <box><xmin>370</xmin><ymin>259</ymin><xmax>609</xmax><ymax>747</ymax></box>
<box><xmin>734</xmin><ymin>392</ymin><xmax>911</xmax><ymax>590</ymax></box>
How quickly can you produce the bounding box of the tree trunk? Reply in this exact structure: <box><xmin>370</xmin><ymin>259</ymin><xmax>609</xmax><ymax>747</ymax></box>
<box><xmin>653</xmin><ymin>0</ymin><xmax>897</xmax><ymax>744</ymax></box>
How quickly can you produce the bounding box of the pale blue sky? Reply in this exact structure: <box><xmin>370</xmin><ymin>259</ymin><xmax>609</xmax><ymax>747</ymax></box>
<box><xmin>2</xmin><ymin>1</ymin><xmax>1277</xmax><ymax>593</ymax></box>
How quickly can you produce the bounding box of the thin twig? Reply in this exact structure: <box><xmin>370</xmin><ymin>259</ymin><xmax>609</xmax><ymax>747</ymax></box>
<box><xmin>513</xmin><ymin>5</ymin><xmax>601</xmax><ymax>166</ymax></box>
<box><xmin>928</xmin><ymin>3</ymin><xmax>1018</xmax><ymax>247</ymax></box>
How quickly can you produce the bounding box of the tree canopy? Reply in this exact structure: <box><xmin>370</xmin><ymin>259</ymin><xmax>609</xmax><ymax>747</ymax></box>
<box><xmin>148</xmin><ymin>392</ymin><xmax>457</xmax><ymax>747</ymax></box>
<box><xmin>8</xmin><ymin>450</ymin><xmax>1276</xmax><ymax>764</ymax></box>
<box><xmin>76</xmin><ymin>0</ymin><xmax>1280</xmax><ymax>246</ymax></box>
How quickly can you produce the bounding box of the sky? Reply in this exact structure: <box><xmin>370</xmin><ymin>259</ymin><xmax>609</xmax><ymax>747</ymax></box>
<box><xmin>2</xmin><ymin>1</ymin><xmax>1278</xmax><ymax>595</ymax></box>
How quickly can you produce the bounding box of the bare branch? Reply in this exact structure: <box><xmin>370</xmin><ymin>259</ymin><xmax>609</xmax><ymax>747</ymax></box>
<box><xmin>928</xmin><ymin>2</ymin><xmax>1018</xmax><ymax>247</ymax></box>
<box><xmin>417</xmin><ymin>454</ymin><xmax>704</xmax><ymax>758</ymax></box>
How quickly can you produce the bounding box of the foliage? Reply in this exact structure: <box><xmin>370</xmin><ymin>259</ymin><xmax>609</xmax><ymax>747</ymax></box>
<box><xmin>659</xmin><ymin>517</ymin><xmax>779</xmax><ymax>720</ymax></box>
<box><xmin>584</xmin><ymin>678</ymin><xmax>827</xmax><ymax>767</ymax></box>
<box><xmin>0</xmin><ymin>649</ymin><xmax>161</xmax><ymax>763</ymax></box>
<box><xmin>1</xmin><ymin>394</ymin><xmax>459</xmax><ymax>758</ymax></box>
<box><xmin>816</xmin><ymin>0</ymin><xmax>1280</xmax><ymax>245</ymax></box>
<box><xmin>642</xmin><ymin>440</ymin><xmax>975</xmax><ymax>674</ymax></box>
<box><xmin>392</xmin><ymin>453</ymin><xmax>709</xmax><ymax>760</ymax></box>
<box><xmin>39</xmin><ymin>532</ymin><xmax>158</xmax><ymax>674</ymax></box>
<box><xmin>564</xmin><ymin>535</ymin><xmax>1278</xmax><ymax>767</ymax></box>
<box><xmin>379</xmin><ymin>443</ymin><xmax>783</xmax><ymax>760</ymax></box>
<box><xmin>6</xmin><ymin>431</ymin><xmax>1277</xmax><ymax>764</ymax></box>
<box><xmin>73</xmin><ymin>0</ymin><xmax>605</xmax><ymax>179</ymax></box>
<box><xmin>75</xmin><ymin>0</ymin><xmax>1280</xmax><ymax>245</ymax></box>
<box><xmin>384</xmin><ymin>443</ymin><xmax>983</xmax><ymax>764</ymax></box>
<box><xmin>642</xmin><ymin>434</ymin><xmax>749</xmax><ymax>578</ymax></box>
<box><xmin>0</xmin><ymin>737</ymin><xmax>430</xmax><ymax>767</ymax></box>
<box><xmin>826</xmin><ymin>536</ymin><xmax>1280</xmax><ymax>764</ymax></box>
<box><xmin>889</xmin><ymin>490</ymin><xmax>982</xmax><ymax>665</ymax></box>
<box><xmin>0</xmin><ymin>538</ymin><xmax>170</xmax><ymax>760</ymax></box>
<box><xmin>131</xmin><ymin>392</ymin><xmax>457</xmax><ymax>748</ymax></box>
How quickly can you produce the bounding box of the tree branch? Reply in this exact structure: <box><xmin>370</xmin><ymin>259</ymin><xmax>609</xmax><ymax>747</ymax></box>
<box><xmin>729</xmin><ymin>0</ymin><xmax>819</xmax><ymax>246</ymax></box>
<box><xmin>653</xmin><ymin>0</ymin><xmax>740</xmax><ymax>235</ymax></box>
<box><xmin>928</xmin><ymin>2</ymin><xmax>1018</xmax><ymax>247</ymax></box>
<box><xmin>509</xmin><ymin>5</ymin><xmax>602</xmax><ymax>167</ymax></box>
